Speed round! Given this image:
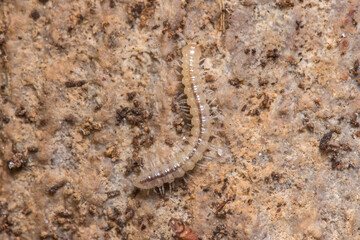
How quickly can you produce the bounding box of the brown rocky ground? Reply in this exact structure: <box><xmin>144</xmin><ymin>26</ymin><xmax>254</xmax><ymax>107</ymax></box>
<box><xmin>0</xmin><ymin>0</ymin><xmax>360</xmax><ymax>239</ymax></box>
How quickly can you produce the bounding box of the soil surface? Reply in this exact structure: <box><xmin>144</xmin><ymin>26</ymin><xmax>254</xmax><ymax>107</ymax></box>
<box><xmin>1</xmin><ymin>0</ymin><xmax>360</xmax><ymax>239</ymax></box>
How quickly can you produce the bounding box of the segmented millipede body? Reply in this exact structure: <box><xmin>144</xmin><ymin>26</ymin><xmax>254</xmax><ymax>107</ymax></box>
<box><xmin>133</xmin><ymin>44</ymin><xmax>211</xmax><ymax>189</ymax></box>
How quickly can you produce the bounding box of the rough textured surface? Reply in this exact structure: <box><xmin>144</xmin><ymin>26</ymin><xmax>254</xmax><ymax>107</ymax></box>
<box><xmin>0</xmin><ymin>0</ymin><xmax>360</xmax><ymax>239</ymax></box>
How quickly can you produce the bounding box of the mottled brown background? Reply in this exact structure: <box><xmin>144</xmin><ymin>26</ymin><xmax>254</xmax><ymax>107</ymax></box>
<box><xmin>0</xmin><ymin>0</ymin><xmax>360</xmax><ymax>239</ymax></box>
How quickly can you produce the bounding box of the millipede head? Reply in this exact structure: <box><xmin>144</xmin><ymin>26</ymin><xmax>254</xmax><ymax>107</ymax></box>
<box><xmin>182</xmin><ymin>44</ymin><xmax>201</xmax><ymax>59</ymax></box>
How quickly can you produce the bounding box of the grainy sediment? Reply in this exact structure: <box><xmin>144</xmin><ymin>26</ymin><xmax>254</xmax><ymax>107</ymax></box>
<box><xmin>0</xmin><ymin>1</ymin><xmax>359</xmax><ymax>239</ymax></box>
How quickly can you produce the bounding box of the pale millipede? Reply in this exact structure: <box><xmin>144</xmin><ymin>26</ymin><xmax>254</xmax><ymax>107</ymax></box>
<box><xmin>133</xmin><ymin>43</ymin><xmax>211</xmax><ymax>189</ymax></box>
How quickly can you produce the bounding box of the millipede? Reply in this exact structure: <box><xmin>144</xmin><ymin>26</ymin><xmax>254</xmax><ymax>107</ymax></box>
<box><xmin>133</xmin><ymin>43</ymin><xmax>211</xmax><ymax>190</ymax></box>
